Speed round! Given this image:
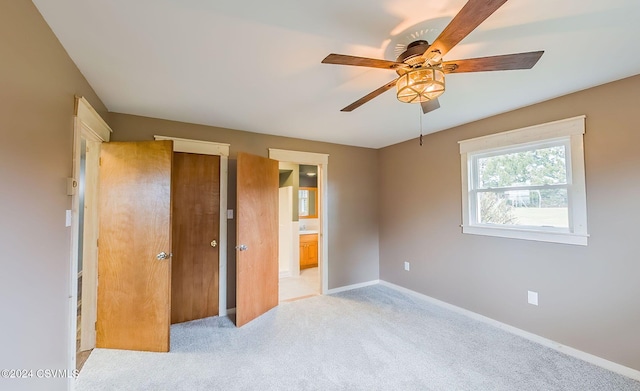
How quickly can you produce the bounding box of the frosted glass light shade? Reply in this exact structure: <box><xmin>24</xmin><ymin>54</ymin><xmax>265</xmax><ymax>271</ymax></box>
<box><xmin>396</xmin><ymin>66</ymin><xmax>445</xmax><ymax>103</ymax></box>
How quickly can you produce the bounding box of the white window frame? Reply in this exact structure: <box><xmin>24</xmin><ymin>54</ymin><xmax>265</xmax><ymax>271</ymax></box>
<box><xmin>459</xmin><ymin>116</ymin><xmax>588</xmax><ymax>246</ymax></box>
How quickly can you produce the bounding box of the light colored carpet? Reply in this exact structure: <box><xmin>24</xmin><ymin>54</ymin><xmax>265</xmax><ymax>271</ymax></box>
<box><xmin>279</xmin><ymin>267</ymin><xmax>320</xmax><ymax>302</ymax></box>
<box><xmin>77</xmin><ymin>285</ymin><xmax>640</xmax><ymax>391</ymax></box>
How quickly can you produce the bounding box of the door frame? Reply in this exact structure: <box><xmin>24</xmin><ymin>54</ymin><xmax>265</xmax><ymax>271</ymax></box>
<box><xmin>69</xmin><ymin>96</ymin><xmax>112</xmax><ymax>388</ymax></box>
<box><xmin>268</xmin><ymin>149</ymin><xmax>329</xmax><ymax>294</ymax></box>
<box><xmin>154</xmin><ymin>136</ymin><xmax>230</xmax><ymax>316</ymax></box>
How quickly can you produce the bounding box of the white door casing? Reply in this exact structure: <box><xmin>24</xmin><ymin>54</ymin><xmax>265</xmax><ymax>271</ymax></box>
<box><xmin>154</xmin><ymin>136</ymin><xmax>230</xmax><ymax>316</ymax></box>
<box><xmin>268</xmin><ymin>149</ymin><xmax>329</xmax><ymax>294</ymax></box>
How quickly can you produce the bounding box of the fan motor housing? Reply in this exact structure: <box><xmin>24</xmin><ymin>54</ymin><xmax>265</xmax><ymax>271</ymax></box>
<box><xmin>396</xmin><ymin>40</ymin><xmax>431</xmax><ymax>71</ymax></box>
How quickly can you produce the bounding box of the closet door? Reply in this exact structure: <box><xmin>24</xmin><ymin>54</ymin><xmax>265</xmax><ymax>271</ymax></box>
<box><xmin>171</xmin><ymin>152</ymin><xmax>220</xmax><ymax>324</ymax></box>
<box><xmin>97</xmin><ymin>140</ymin><xmax>172</xmax><ymax>352</ymax></box>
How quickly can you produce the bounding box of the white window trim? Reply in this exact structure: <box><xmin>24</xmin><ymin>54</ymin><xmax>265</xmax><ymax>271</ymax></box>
<box><xmin>459</xmin><ymin>115</ymin><xmax>588</xmax><ymax>246</ymax></box>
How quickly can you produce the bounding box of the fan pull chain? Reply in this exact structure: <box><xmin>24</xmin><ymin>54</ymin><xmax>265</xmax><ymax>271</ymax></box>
<box><xmin>419</xmin><ymin>104</ymin><xmax>423</xmax><ymax>146</ymax></box>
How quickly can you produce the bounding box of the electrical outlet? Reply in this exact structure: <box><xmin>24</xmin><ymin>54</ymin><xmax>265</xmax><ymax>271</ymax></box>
<box><xmin>404</xmin><ymin>261</ymin><xmax>410</xmax><ymax>271</ymax></box>
<box><xmin>528</xmin><ymin>290</ymin><xmax>538</xmax><ymax>306</ymax></box>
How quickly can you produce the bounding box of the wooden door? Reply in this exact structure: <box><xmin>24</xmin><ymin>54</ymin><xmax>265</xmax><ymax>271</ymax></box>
<box><xmin>171</xmin><ymin>153</ymin><xmax>220</xmax><ymax>324</ymax></box>
<box><xmin>97</xmin><ymin>140</ymin><xmax>172</xmax><ymax>352</ymax></box>
<box><xmin>236</xmin><ymin>152</ymin><xmax>279</xmax><ymax>327</ymax></box>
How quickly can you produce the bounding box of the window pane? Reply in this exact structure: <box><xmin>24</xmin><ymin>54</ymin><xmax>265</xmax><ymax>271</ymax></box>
<box><xmin>299</xmin><ymin>190</ymin><xmax>309</xmax><ymax>216</ymax></box>
<box><xmin>477</xmin><ymin>145</ymin><xmax>567</xmax><ymax>189</ymax></box>
<box><xmin>478</xmin><ymin>188</ymin><xmax>569</xmax><ymax>228</ymax></box>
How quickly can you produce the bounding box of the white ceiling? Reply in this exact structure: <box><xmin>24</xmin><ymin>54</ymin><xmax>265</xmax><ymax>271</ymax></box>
<box><xmin>33</xmin><ymin>0</ymin><xmax>640</xmax><ymax>148</ymax></box>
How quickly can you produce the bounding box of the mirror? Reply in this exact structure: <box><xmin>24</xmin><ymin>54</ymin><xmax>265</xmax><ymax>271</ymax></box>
<box><xmin>299</xmin><ymin>187</ymin><xmax>317</xmax><ymax>218</ymax></box>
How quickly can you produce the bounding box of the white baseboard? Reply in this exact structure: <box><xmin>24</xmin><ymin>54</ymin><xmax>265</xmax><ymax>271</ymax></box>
<box><xmin>327</xmin><ymin>279</ymin><xmax>380</xmax><ymax>295</ymax></box>
<box><xmin>379</xmin><ymin>280</ymin><xmax>640</xmax><ymax>381</ymax></box>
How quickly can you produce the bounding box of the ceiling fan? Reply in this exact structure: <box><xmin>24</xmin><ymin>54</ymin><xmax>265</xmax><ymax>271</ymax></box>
<box><xmin>322</xmin><ymin>0</ymin><xmax>544</xmax><ymax>114</ymax></box>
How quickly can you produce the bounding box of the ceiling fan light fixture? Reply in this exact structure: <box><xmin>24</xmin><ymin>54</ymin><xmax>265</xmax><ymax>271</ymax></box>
<box><xmin>396</xmin><ymin>66</ymin><xmax>445</xmax><ymax>103</ymax></box>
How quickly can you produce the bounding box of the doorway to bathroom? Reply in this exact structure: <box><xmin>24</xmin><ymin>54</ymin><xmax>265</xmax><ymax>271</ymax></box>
<box><xmin>268</xmin><ymin>149</ymin><xmax>329</xmax><ymax>302</ymax></box>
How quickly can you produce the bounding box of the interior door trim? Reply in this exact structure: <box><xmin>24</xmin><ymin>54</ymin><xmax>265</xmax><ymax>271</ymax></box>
<box><xmin>69</xmin><ymin>96</ymin><xmax>112</xmax><ymax>388</ymax></box>
<box><xmin>154</xmin><ymin>135</ymin><xmax>230</xmax><ymax>316</ymax></box>
<box><xmin>268</xmin><ymin>148</ymin><xmax>329</xmax><ymax>295</ymax></box>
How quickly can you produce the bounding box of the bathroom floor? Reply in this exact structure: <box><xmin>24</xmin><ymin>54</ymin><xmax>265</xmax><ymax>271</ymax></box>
<box><xmin>279</xmin><ymin>267</ymin><xmax>320</xmax><ymax>302</ymax></box>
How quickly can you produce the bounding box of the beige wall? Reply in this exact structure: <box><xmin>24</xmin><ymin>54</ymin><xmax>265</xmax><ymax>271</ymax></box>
<box><xmin>5</xmin><ymin>0</ymin><xmax>638</xmax><ymax>383</ymax></box>
<box><xmin>379</xmin><ymin>74</ymin><xmax>640</xmax><ymax>371</ymax></box>
<box><xmin>108</xmin><ymin>113</ymin><xmax>381</xmax><ymax>307</ymax></box>
<box><xmin>0</xmin><ymin>2</ymin><xmax>109</xmax><ymax>390</ymax></box>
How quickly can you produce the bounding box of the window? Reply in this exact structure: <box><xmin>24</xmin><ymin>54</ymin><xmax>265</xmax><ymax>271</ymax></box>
<box><xmin>299</xmin><ymin>189</ymin><xmax>310</xmax><ymax>217</ymax></box>
<box><xmin>459</xmin><ymin>116</ymin><xmax>588</xmax><ymax>245</ymax></box>
<box><xmin>298</xmin><ymin>187</ymin><xmax>318</xmax><ymax>218</ymax></box>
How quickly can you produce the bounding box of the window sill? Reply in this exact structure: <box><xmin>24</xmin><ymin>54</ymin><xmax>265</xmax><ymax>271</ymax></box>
<box><xmin>462</xmin><ymin>225</ymin><xmax>588</xmax><ymax>246</ymax></box>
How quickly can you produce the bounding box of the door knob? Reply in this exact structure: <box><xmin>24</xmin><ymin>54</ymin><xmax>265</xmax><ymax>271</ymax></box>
<box><xmin>211</xmin><ymin>239</ymin><xmax>217</xmax><ymax>248</ymax></box>
<box><xmin>156</xmin><ymin>251</ymin><xmax>172</xmax><ymax>260</ymax></box>
<box><xmin>236</xmin><ymin>244</ymin><xmax>248</xmax><ymax>251</ymax></box>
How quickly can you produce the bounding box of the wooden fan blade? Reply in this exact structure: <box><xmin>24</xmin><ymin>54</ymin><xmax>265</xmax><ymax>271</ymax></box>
<box><xmin>424</xmin><ymin>0</ymin><xmax>508</xmax><ymax>60</ymax></box>
<box><xmin>341</xmin><ymin>79</ymin><xmax>398</xmax><ymax>112</ymax></box>
<box><xmin>322</xmin><ymin>54</ymin><xmax>405</xmax><ymax>70</ymax></box>
<box><xmin>443</xmin><ymin>51</ymin><xmax>544</xmax><ymax>73</ymax></box>
<box><xmin>421</xmin><ymin>99</ymin><xmax>441</xmax><ymax>114</ymax></box>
